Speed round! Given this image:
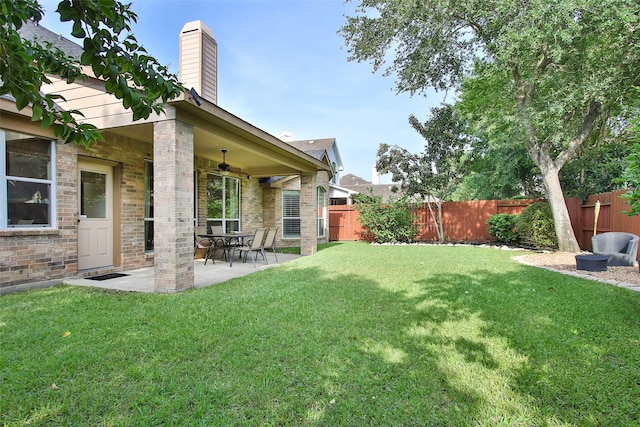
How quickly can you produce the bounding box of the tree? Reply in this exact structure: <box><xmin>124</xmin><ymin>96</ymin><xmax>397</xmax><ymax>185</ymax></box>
<box><xmin>376</xmin><ymin>104</ymin><xmax>473</xmax><ymax>241</ymax></box>
<box><xmin>453</xmin><ymin>115</ymin><xmax>632</xmax><ymax>201</ymax></box>
<box><xmin>451</xmin><ymin>120</ymin><xmax>543</xmax><ymax>200</ymax></box>
<box><xmin>617</xmin><ymin>116</ymin><xmax>640</xmax><ymax>215</ymax></box>
<box><xmin>560</xmin><ymin>137</ymin><xmax>632</xmax><ymax>201</ymax></box>
<box><xmin>340</xmin><ymin>0</ymin><xmax>640</xmax><ymax>252</ymax></box>
<box><xmin>0</xmin><ymin>0</ymin><xmax>183</xmax><ymax>146</ymax></box>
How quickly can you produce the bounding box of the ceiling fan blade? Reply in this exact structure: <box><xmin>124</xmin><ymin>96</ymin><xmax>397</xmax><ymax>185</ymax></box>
<box><xmin>228</xmin><ymin>166</ymin><xmax>245</xmax><ymax>174</ymax></box>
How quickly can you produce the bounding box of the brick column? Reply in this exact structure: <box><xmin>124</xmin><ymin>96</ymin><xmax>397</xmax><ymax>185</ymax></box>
<box><xmin>300</xmin><ymin>173</ymin><xmax>317</xmax><ymax>256</ymax></box>
<box><xmin>153</xmin><ymin>119</ymin><xmax>194</xmax><ymax>293</ymax></box>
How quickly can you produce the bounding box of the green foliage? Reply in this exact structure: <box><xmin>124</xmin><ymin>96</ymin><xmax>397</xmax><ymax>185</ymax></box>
<box><xmin>375</xmin><ymin>104</ymin><xmax>473</xmax><ymax>240</ymax></box>
<box><xmin>515</xmin><ymin>202</ymin><xmax>558</xmax><ymax>249</ymax></box>
<box><xmin>452</xmin><ymin>137</ymin><xmax>544</xmax><ymax>200</ymax></box>
<box><xmin>0</xmin><ymin>0</ymin><xmax>183</xmax><ymax>146</ymax></box>
<box><xmin>560</xmin><ymin>129</ymin><xmax>633</xmax><ymax>201</ymax></box>
<box><xmin>376</xmin><ymin>104</ymin><xmax>473</xmax><ymax>202</ymax></box>
<box><xmin>341</xmin><ymin>0</ymin><xmax>640</xmax><ymax>252</ymax></box>
<box><xmin>486</xmin><ymin>214</ymin><xmax>520</xmax><ymax>244</ymax></box>
<box><xmin>353</xmin><ymin>192</ymin><xmax>418</xmax><ymax>243</ymax></box>
<box><xmin>617</xmin><ymin>116</ymin><xmax>640</xmax><ymax>215</ymax></box>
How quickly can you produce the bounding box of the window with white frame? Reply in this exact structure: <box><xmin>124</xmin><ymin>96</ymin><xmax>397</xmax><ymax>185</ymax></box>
<box><xmin>282</xmin><ymin>189</ymin><xmax>301</xmax><ymax>238</ymax></box>
<box><xmin>317</xmin><ymin>186</ymin><xmax>326</xmax><ymax>237</ymax></box>
<box><xmin>143</xmin><ymin>160</ymin><xmax>154</xmax><ymax>250</ymax></box>
<box><xmin>207</xmin><ymin>173</ymin><xmax>240</xmax><ymax>232</ymax></box>
<box><xmin>1</xmin><ymin>130</ymin><xmax>55</xmax><ymax>229</ymax></box>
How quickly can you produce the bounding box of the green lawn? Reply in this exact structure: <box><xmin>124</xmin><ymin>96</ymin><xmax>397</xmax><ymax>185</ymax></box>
<box><xmin>2</xmin><ymin>242</ymin><xmax>639</xmax><ymax>426</ymax></box>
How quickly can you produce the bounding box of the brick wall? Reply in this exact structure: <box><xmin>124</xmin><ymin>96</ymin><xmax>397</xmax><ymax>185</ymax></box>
<box><xmin>1</xmin><ymin>130</ymin><xmax>155</xmax><ymax>292</ymax></box>
<box><xmin>300</xmin><ymin>173</ymin><xmax>318</xmax><ymax>256</ymax></box>
<box><xmin>153</xmin><ymin>119</ymin><xmax>194</xmax><ymax>293</ymax></box>
<box><xmin>2</xmin><ymin>119</ymin><xmax>331</xmax><ymax>292</ymax></box>
<box><xmin>242</xmin><ymin>177</ymin><xmax>263</xmax><ymax>230</ymax></box>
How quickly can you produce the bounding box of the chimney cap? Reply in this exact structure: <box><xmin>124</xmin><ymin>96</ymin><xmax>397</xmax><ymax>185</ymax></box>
<box><xmin>180</xmin><ymin>20</ymin><xmax>214</xmax><ymax>38</ymax></box>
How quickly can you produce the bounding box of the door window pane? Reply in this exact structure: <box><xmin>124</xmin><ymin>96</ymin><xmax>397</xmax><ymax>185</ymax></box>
<box><xmin>225</xmin><ymin>178</ymin><xmax>240</xmax><ymax>219</ymax></box>
<box><xmin>144</xmin><ymin>160</ymin><xmax>154</xmax><ymax>251</ymax></box>
<box><xmin>80</xmin><ymin>171</ymin><xmax>107</xmax><ymax>218</ymax></box>
<box><xmin>207</xmin><ymin>174</ymin><xmax>240</xmax><ymax>232</ymax></box>
<box><xmin>207</xmin><ymin>175</ymin><xmax>223</xmax><ymax>219</ymax></box>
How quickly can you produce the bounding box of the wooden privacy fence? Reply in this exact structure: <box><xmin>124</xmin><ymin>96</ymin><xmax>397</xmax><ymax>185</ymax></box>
<box><xmin>329</xmin><ymin>190</ymin><xmax>640</xmax><ymax>253</ymax></box>
<box><xmin>329</xmin><ymin>199</ymin><xmax>539</xmax><ymax>242</ymax></box>
<box><xmin>566</xmin><ymin>189</ymin><xmax>640</xmax><ymax>252</ymax></box>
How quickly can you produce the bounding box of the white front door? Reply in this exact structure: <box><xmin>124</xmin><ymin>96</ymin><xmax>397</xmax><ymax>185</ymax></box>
<box><xmin>78</xmin><ymin>162</ymin><xmax>113</xmax><ymax>270</ymax></box>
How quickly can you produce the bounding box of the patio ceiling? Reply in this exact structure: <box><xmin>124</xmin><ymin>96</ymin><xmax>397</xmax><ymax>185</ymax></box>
<box><xmin>108</xmin><ymin>96</ymin><xmax>329</xmax><ymax>179</ymax></box>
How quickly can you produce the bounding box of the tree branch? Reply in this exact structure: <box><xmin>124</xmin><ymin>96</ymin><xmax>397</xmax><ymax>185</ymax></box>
<box><xmin>555</xmin><ymin>100</ymin><xmax>604</xmax><ymax>167</ymax></box>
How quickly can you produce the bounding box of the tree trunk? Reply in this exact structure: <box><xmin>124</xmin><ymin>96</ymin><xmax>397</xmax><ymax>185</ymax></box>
<box><xmin>426</xmin><ymin>201</ymin><xmax>444</xmax><ymax>241</ymax></box>
<box><xmin>539</xmin><ymin>161</ymin><xmax>581</xmax><ymax>253</ymax></box>
<box><xmin>512</xmin><ymin>64</ymin><xmax>602</xmax><ymax>255</ymax></box>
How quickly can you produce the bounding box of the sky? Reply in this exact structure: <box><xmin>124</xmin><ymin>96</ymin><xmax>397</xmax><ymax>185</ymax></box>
<box><xmin>38</xmin><ymin>0</ymin><xmax>446</xmax><ymax>183</ymax></box>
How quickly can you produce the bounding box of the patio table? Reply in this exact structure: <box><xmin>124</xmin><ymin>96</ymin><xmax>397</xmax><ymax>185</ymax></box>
<box><xmin>198</xmin><ymin>232</ymin><xmax>253</xmax><ymax>267</ymax></box>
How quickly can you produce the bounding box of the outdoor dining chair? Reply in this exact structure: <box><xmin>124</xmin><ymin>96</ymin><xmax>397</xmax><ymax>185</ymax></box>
<box><xmin>263</xmin><ymin>227</ymin><xmax>279</xmax><ymax>263</ymax></box>
<box><xmin>234</xmin><ymin>228</ymin><xmax>268</xmax><ymax>267</ymax></box>
<box><xmin>194</xmin><ymin>226</ymin><xmax>212</xmax><ymax>260</ymax></box>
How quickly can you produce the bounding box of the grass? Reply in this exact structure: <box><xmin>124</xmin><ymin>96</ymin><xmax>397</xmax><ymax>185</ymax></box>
<box><xmin>1</xmin><ymin>242</ymin><xmax>640</xmax><ymax>426</ymax></box>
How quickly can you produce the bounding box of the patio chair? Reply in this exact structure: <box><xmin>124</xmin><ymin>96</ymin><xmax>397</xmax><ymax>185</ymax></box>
<box><xmin>206</xmin><ymin>225</ymin><xmax>231</xmax><ymax>265</ymax></box>
<box><xmin>234</xmin><ymin>228</ymin><xmax>268</xmax><ymax>267</ymax></box>
<box><xmin>194</xmin><ymin>226</ymin><xmax>212</xmax><ymax>260</ymax></box>
<box><xmin>591</xmin><ymin>232</ymin><xmax>639</xmax><ymax>266</ymax></box>
<box><xmin>263</xmin><ymin>227</ymin><xmax>279</xmax><ymax>263</ymax></box>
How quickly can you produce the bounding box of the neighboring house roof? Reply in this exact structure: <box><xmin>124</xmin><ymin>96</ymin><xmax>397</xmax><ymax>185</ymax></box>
<box><xmin>339</xmin><ymin>174</ymin><xmax>401</xmax><ymax>201</ymax></box>
<box><xmin>18</xmin><ymin>20</ymin><xmax>84</xmax><ymax>59</ymax></box>
<box><xmin>340</xmin><ymin>173</ymin><xmax>371</xmax><ymax>186</ymax></box>
<box><xmin>286</xmin><ymin>138</ymin><xmax>343</xmax><ymax>175</ymax></box>
<box><xmin>338</xmin><ymin>173</ymin><xmax>438</xmax><ymax>203</ymax></box>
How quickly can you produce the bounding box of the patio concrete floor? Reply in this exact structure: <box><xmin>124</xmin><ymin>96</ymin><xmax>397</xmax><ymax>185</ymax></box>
<box><xmin>63</xmin><ymin>252</ymin><xmax>300</xmax><ymax>293</ymax></box>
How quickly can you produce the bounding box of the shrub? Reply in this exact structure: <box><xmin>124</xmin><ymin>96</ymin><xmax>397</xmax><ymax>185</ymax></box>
<box><xmin>486</xmin><ymin>213</ymin><xmax>519</xmax><ymax>244</ymax></box>
<box><xmin>354</xmin><ymin>193</ymin><xmax>418</xmax><ymax>243</ymax></box>
<box><xmin>515</xmin><ymin>202</ymin><xmax>558</xmax><ymax>249</ymax></box>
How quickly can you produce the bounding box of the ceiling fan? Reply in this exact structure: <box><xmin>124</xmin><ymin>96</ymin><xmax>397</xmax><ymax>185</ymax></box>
<box><xmin>217</xmin><ymin>149</ymin><xmax>247</xmax><ymax>176</ymax></box>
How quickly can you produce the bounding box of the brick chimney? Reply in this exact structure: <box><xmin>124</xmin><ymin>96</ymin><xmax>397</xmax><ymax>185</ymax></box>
<box><xmin>179</xmin><ymin>20</ymin><xmax>217</xmax><ymax>104</ymax></box>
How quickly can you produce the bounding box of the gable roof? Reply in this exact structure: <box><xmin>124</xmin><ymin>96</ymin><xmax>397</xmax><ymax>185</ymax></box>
<box><xmin>340</xmin><ymin>173</ymin><xmax>371</xmax><ymax>186</ymax></box>
<box><xmin>9</xmin><ymin>20</ymin><xmax>332</xmax><ymax>179</ymax></box>
<box><xmin>286</xmin><ymin>138</ymin><xmax>343</xmax><ymax>172</ymax></box>
<box><xmin>286</xmin><ymin>138</ymin><xmax>335</xmax><ymax>153</ymax></box>
<box><xmin>18</xmin><ymin>20</ymin><xmax>84</xmax><ymax>59</ymax></box>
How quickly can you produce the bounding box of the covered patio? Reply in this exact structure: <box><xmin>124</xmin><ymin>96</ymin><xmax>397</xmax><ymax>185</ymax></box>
<box><xmin>63</xmin><ymin>251</ymin><xmax>301</xmax><ymax>293</ymax></box>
